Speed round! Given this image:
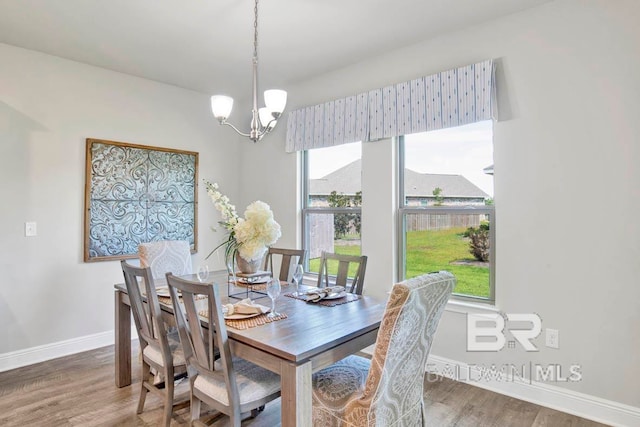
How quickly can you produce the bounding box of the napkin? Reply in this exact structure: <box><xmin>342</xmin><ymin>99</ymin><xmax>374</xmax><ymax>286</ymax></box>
<box><xmin>222</xmin><ymin>299</ymin><xmax>270</xmax><ymax>316</ymax></box>
<box><xmin>304</xmin><ymin>286</ymin><xmax>345</xmax><ymax>302</ymax></box>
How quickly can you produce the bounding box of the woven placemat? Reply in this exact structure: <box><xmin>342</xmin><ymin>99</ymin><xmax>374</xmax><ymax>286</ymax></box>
<box><xmin>230</xmin><ymin>280</ymin><xmax>268</xmax><ymax>291</ymax></box>
<box><xmin>224</xmin><ymin>312</ymin><xmax>288</xmax><ymax>330</ymax></box>
<box><xmin>197</xmin><ymin>311</ymin><xmax>288</xmax><ymax>330</ymax></box>
<box><xmin>156</xmin><ymin>295</ymin><xmax>286</xmax><ymax>329</ymax></box>
<box><xmin>284</xmin><ymin>292</ymin><xmax>361</xmax><ymax>307</ymax></box>
<box><xmin>156</xmin><ymin>295</ymin><xmax>207</xmax><ymax>306</ymax></box>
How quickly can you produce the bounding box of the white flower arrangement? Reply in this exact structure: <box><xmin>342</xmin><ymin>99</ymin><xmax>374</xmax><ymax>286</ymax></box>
<box><xmin>205</xmin><ymin>180</ymin><xmax>281</xmax><ymax>262</ymax></box>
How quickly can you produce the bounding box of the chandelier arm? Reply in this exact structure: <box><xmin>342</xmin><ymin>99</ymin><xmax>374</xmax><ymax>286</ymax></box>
<box><xmin>219</xmin><ymin>120</ymin><xmax>252</xmax><ymax>138</ymax></box>
<box><xmin>263</xmin><ymin>117</ymin><xmax>278</xmax><ymax>130</ymax></box>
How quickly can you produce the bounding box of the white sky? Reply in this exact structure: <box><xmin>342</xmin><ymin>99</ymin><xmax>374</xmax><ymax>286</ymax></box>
<box><xmin>308</xmin><ymin>120</ymin><xmax>494</xmax><ymax>196</ymax></box>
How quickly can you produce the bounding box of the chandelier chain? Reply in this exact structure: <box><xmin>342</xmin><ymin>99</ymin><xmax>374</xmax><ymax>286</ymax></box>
<box><xmin>253</xmin><ymin>0</ymin><xmax>259</xmax><ymax>62</ymax></box>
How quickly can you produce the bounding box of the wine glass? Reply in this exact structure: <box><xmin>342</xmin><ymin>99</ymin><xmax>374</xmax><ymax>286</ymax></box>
<box><xmin>226</xmin><ymin>256</ymin><xmax>237</xmax><ymax>285</ymax></box>
<box><xmin>266</xmin><ymin>278</ymin><xmax>281</xmax><ymax>318</ymax></box>
<box><xmin>292</xmin><ymin>264</ymin><xmax>304</xmax><ymax>296</ymax></box>
<box><xmin>197</xmin><ymin>264</ymin><xmax>210</xmax><ymax>282</ymax></box>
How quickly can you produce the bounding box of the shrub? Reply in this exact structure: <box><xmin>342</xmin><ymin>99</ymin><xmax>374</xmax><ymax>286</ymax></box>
<box><xmin>464</xmin><ymin>222</ymin><xmax>490</xmax><ymax>262</ymax></box>
<box><xmin>328</xmin><ymin>191</ymin><xmax>361</xmax><ymax>238</ymax></box>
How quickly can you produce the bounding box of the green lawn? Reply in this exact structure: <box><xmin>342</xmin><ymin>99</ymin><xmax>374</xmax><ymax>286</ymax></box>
<box><xmin>308</xmin><ymin>242</ymin><xmax>362</xmax><ymax>277</ymax></box>
<box><xmin>405</xmin><ymin>227</ymin><xmax>489</xmax><ymax>298</ymax></box>
<box><xmin>309</xmin><ymin>227</ymin><xmax>489</xmax><ymax>298</ymax></box>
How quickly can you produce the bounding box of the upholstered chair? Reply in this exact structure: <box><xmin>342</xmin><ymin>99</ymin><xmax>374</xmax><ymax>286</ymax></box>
<box><xmin>165</xmin><ymin>273</ymin><xmax>281</xmax><ymax>427</ymax></box>
<box><xmin>138</xmin><ymin>240</ymin><xmax>192</xmax><ymax>279</ymax></box>
<box><xmin>120</xmin><ymin>260</ymin><xmax>188</xmax><ymax>427</ymax></box>
<box><xmin>311</xmin><ymin>271</ymin><xmax>455</xmax><ymax>426</ymax></box>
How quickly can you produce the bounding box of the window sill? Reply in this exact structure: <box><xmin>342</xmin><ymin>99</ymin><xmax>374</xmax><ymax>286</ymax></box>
<box><xmin>445</xmin><ymin>298</ymin><xmax>499</xmax><ymax>315</ymax></box>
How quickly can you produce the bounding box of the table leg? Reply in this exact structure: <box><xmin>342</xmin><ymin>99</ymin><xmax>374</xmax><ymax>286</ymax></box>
<box><xmin>115</xmin><ymin>290</ymin><xmax>132</xmax><ymax>387</ymax></box>
<box><xmin>280</xmin><ymin>360</ymin><xmax>312</xmax><ymax>427</ymax></box>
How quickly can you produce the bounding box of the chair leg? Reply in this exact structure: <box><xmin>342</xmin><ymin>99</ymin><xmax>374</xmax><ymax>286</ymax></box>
<box><xmin>190</xmin><ymin>395</ymin><xmax>201</xmax><ymax>424</ymax></box>
<box><xmin>163</xmin><ymin>366</ymin><xmax>175</xmax><ymax>427</ymax></box>
<box><xmin>230</xmin><ymin>412</ymin><xmax>241</xmax><ymax>427</ymax></box>
<box><xmin>137</xmin><ymin>361</ymin><xmax>151</xmax><ymax>414</ymax></box>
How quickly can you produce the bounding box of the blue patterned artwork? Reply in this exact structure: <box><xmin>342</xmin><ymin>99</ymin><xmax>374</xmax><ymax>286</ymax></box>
<box><xmin>84</xmin><ymin>139</ymin><xmax>198</xmax><ymax>261</ymax></box>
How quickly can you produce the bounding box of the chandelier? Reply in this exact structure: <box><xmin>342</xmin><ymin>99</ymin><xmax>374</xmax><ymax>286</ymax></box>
<box><xmin>210</xmin><ymin>0</ymin><xmax>287</xmax><ymax>143</ymax></box>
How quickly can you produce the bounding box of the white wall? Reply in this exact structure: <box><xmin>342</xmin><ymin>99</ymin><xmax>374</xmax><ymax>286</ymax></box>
<box><xmin>0</xmin><ymin>43</ymin><xmax>239</xmax><ymax>356</ymax></box>
<box><xmin>1</xmin><ymin>0</ymin><xmax>638</xmax><ymax>418</ymax></box>
<box><xmin>240</xmin><ymin>0</ymin><xmax>640</xmax><ymax>410</ymax></box>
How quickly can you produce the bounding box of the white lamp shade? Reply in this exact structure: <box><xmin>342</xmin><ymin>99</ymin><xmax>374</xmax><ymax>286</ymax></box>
<box><xmin>211</xmin><ymin>95</ymin><xmax>234</xmax><ymax>119</ymax></box>
<box><xmin>259</xmin><ymin>107</ymin><xmax>277</xmax><ymax>129</ymax></box>
<box><xmin>264</xmin><ymin>89</ymin><xmax>287</xmax><ymax>114</ymax></box>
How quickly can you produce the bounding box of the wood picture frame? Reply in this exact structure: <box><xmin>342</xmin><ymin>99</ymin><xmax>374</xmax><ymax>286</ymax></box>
<box><xmin>84</xmin><ymin>138</ymin><xmax>198</xmax><ymax>262</ymax></box>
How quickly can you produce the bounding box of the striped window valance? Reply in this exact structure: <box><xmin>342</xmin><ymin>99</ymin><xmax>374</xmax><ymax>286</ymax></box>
<box><xmin>285</xmin><ymin>59</ymin><xmax>496</xmax><ymax>152</ymax></box>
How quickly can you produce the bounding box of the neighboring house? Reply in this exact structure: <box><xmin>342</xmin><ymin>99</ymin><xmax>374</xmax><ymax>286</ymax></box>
<box><xmin>308</xmin><ymin>159</ymin><xmax>489</xmax><ymax>251</ymax></box>
<box><xmin>309</xmin><ymin>159</ymin><xmax>489</xmax><ymax>206</ymax></box>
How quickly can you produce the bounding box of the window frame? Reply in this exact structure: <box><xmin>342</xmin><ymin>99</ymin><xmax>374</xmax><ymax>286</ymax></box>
<box><xmin>301</xmin><ymin>150</ymin><xmax>363</xmax><ymax>275</ymax></box>
<box><xmin>397</xmin><ymin>135</ymin><xmax>496</xmax><ymax>303</ymax></box>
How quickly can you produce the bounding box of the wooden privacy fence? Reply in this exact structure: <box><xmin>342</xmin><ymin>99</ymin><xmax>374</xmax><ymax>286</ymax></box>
<box><xmin>405</xmin><ymin>213</ymin><xmax>487</xmax><ymax>232</ymax></box>
<box><xmin>308</xmin><ymin>214</ymin><xmax>334</xmax><ymax>259</ymax></box>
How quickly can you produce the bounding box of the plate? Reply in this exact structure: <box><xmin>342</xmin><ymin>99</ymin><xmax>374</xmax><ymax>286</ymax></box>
<box><xmin>155</xmin><ymin>287</ymin><xmax>171</xmax><ymax>297</ymax></box>
<box><xmin>224</xmin><ymin>311</ymin><xmax>264</xmax><ymax>320</ymax></box>
<box><xmin>323</xmin><ymin>291</ymin><xmax>347</xmax><ymax>300</ymax></box>
<box><xmin>236</xmin><ymin>277</ymin><xmax>270</xmax><ymax>285</ymax></box>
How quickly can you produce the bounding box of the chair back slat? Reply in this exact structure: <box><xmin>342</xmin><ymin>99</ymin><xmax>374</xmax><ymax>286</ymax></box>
<box><xmin>121</xmin><ymin>260</ymin><xmax>170</xmax><ymax>357</ymax></box>
<box><xmin>317</xmin><ymin>251</ymin><xmax>368</xmax><ymax>295</ymax></box>
<box><xmin>264</xmin><ymin>247</ymin><xmax>307</xmax><ymax>282</ymax></box>
<box><xmin>165</xmin><ymin>274</ymin><xmax>240</xmax><ymax>412</ymax></box>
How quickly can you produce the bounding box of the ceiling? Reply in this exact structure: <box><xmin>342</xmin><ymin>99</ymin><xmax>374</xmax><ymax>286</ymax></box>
<box><xmin>0</xmin><ymin>0</ymin><xmax>552</xmax><ymax>97</ymax></box>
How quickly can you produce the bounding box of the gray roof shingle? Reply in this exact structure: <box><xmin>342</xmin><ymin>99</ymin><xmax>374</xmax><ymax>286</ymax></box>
<box><xmin>309</xmin><ymin>159</ymin><xmax>488</xmax><ymax>198</ymax></box>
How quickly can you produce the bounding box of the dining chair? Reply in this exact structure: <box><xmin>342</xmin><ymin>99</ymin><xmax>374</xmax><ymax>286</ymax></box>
<box><xmin>317</xmin><ymin>251</ymin><xmax>368</xmax><ymax>295</ymax></box>
<box><xmin>311</xmin><ymin>271</ymin><xmax>455</xmax><ymax>426</ymax></box>
<box><xmin>138</xmin><ymin>240</ymin><xmax>192</xmax><ymax>279</ymax></box>
<box><xmin>165</xmin><ymin>273</ymin><xmax>281</xmax><ymax>427</ymax></box>
<box><xmin>263</xmin><ymin>247</ymin><xmax>307</xmax><ymax>282</ymax></box>
<box><xmin>120</xmin><ymin>260</ymin><xmax>188</xmax><ymax>427</ymax></box>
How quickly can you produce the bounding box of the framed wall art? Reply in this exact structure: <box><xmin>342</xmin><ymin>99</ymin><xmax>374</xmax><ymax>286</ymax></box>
<box><xmin>84</xmin><ymin>138</ymin><xmax>198</xmax><ymax>262</ymax></box>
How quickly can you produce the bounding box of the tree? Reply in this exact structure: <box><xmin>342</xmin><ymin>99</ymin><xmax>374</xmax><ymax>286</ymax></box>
<box><xmin>353</xmin><ymin>191</ymin><xmax>362</xmax><ymax>234</ymax></box>
<box><xmin>328</xmin><ymin>191</ymin><xmax>362</xmax><ymax>238</ymax></box>
<box><xmin>432</xmin><ymin>187</ymin><xmax>444</xmax><ymax>206</ymax></box>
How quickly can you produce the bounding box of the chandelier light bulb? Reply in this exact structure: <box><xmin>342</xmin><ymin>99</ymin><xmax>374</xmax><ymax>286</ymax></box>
<box><xmin>211</xmin><ymin>95</ymin><xmax>234</xmax><ymax>121</ymax></box>
<box><xmin>264</xmin><ymin>89</ymin><xmax>287</xmax><ymax>117</ymax></box>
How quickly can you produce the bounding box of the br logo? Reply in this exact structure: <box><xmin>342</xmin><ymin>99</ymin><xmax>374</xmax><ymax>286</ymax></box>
<box><xmin>467</xmin><ymin>313</ymin><xmax>541</xmax><ymax>352</ymax></box>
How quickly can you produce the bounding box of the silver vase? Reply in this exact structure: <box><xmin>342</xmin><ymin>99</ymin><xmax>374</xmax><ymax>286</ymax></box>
<box><xmin>235</xmin><ymin>253</ymin><xmax>263</xmax><ymax>274</ymax></box>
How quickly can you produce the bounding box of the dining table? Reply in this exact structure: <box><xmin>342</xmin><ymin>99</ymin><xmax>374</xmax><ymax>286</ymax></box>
<box><xmin>114</xmin><ymin>271</ymin><xmax>387</xmax><ymax>427</ymax></box>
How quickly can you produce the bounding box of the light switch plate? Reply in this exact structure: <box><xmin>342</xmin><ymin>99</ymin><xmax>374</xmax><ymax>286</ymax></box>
<box><xmin>25</xmin><ymin>222</ymin><xmax>37</xmax><ymax>237</ymax></box>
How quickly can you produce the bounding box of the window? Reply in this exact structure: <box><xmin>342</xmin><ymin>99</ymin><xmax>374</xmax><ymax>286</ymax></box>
<box><xmin>399</xmin><ymin>121</ymin><xmax>495</xmax><ymax>302</ymax></box>
<box><xmin>303</xmin><ymin>142</ymin><xmax>362</xmax><ymax>277</ymax></box>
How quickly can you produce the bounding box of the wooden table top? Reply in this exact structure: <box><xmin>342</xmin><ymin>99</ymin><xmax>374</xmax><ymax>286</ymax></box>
<box><xmin>115</xmin><ymin>272</ymin><xmax>387</xmax><ymax>365</ymax></box>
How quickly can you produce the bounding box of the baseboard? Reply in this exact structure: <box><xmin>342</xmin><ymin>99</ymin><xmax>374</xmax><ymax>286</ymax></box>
<box><xmin>0</xmin><ymin>331</ymin><xmax>114</xmax><ymax>372</ymax></box>
<box><xmin>3</xmin><ymin>336</ymin><xmax>637</xmax><ymax>426</ymax></box>
<box><xmin>427</xmin><ymin>354</ymin><xmax>640</xmax><ymax>427</ymax></box>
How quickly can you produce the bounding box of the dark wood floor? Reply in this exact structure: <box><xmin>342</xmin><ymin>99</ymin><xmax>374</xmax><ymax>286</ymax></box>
<box><xmin>0</xmin><ymin>344</ymin><xmax>609</xmax><ymax>426</ymax></box>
